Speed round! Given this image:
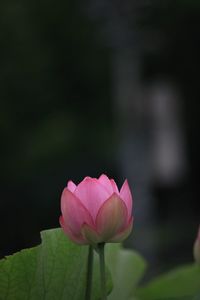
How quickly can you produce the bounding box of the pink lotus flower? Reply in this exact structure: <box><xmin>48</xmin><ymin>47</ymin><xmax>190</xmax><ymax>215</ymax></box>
<box><xmin>194</xmin><ymin>226</ymin><xmax>200</xmax><ymax>264</ymax></box>
<box><xmin>60</xmin><ymin>174</ymin><xmax>133</xmax><ymax>245</ymax></box>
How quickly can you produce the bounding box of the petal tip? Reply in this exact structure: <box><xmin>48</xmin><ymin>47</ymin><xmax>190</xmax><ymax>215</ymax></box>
<box><xmin>67</xmin><ymin>180</ymin><xmax>77</xmax><ymax>192</ymax></box>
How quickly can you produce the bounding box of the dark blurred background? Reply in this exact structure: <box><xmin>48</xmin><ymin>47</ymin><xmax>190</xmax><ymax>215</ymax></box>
<box><xmin>0</xmin><ymin>0</ymin><xmax>200</xmax><ymax>275</ymax></box>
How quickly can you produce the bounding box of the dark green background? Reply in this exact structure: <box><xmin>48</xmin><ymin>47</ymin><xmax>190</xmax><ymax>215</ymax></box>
<box><xmin>0</xmin><ymin>0</ymin><xmax>199</xmax><ymax>274</ymax></box>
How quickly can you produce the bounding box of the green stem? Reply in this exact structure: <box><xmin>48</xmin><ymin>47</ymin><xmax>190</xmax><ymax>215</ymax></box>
<box><xmin>85</xmin><ymin>245</ymin><xmax>94</xmax><ymax>300</ymax></box>
<box><xmin>98</xmin><ymin>243</ymin><xmax>107</xmax><ymax>300</ymax></box>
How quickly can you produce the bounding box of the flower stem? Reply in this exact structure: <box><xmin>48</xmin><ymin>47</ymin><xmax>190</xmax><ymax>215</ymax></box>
<box><xmin>85</xmin><ymin>245</ymin><xmax>94</xmax><ymax>300</ymax></box>
<box><xmin>98</xmin><ymin>243</ymin><xmax>107</xmax><ymax>300</ymax></box>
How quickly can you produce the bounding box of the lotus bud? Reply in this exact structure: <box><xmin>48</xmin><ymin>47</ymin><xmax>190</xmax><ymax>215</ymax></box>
<box><xmin>194</xmin><ymin>226</ymin><xmax>200</xmax><ymax>264</ymax></box>
<box><xmin>59</xmin><ymin>174</ymin><xmax>133</xmax><ymax>246</ymax></box>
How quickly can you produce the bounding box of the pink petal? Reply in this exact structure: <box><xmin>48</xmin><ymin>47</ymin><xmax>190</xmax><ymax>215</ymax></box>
<box><xmin>120</xmin><ymin>179</ymin><xmax>133</xmax><ymax>218</ymax></box>
<box><xmin>95</xmin><ymin>193</ymin><xmax>128</xmax><ymax>241</ymax></box>
<box><xmin>110</xmin><ymin>179</ymin><xmax>119</xmax><ymax>194</ymax></box>
<box><xmin>81</xmin><ymin>224</ymin><xmax>101</xmax><ymax>245</ymax></box>
<box><xmin>61</xmin><ymin>188</ymin><xmax>93</xmax><ymax>235</ymax></box>
<box><xmin>108</xmin><ymin>217</ymin><xmax>133</xmax><ymax>242</ymax></box>
<box><xmin>74</xmin><ymin>177</ymin><xmax>110</xmax><ymax>220</ymax></box>
<box><xmin>98</xmin><ymin>174</ymin><xmax>113</xmax><ymax>195</ymax></box>
<box><xmin>67</xmin><ymin>180</ymin><xmax>76</xmax><ymax>193</ymax></box>
<box><xmin>60</xmin><ymin>216</ymin><xmax>87</xmax><ymax>245</ymax></box>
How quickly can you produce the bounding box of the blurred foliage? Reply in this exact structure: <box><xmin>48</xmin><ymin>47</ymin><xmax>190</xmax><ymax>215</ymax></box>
<box><xmin>137</xmin><ymin>264</ymin><xmax>200</xmax><ymax>300</ymax></box>
<box><xmin>0</xmin><ymin>228</ymin><xmax>112</xmax><ymax>300</ymax></box>
<box><xmin>1</xmin><ymin>229</ymin><xmax>200</xmax><ymax>300</ymax></box>
<box><xmin>106</xmin><ymin>243</ymin><xmax>146</xmax><ymax>300</ymax></box>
